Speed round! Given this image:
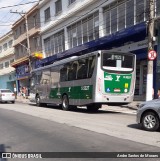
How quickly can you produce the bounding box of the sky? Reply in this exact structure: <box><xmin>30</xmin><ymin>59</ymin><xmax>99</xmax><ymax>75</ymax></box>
<box><xmin>0</xmin><ymin>0</ymin><xmax>38</xmax><ymax>36</ymax></box>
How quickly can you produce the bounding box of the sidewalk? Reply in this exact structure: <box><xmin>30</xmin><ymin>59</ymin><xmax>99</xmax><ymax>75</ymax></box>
<box><xmin>16</xmin><ymin>96</ymin><xmax>31</xmax><ymax>104</ymax></box>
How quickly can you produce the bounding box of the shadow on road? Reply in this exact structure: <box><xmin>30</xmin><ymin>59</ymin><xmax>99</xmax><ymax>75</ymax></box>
<box><xmin>29</xmin><ymin>103</ymin><xmax>120</xmax><ymax>114</ymax></box>
<box><xmin>127</xmin><ymin>124</ymin><xmax>142</xmax><ymax>130</ymax></box>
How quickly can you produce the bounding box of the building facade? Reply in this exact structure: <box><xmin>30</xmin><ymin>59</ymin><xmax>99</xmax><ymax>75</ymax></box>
<box><xmin>36</xmin><ymin>0</ymin><xmax>160</xmax><ymax>100</ymax></box>
<box><xmin>0</xmin><ymin>31</ymin><xmax>16</xmax><ymax>92</ymax></box>
<box><xmin>11</xmin><ymin>4</ymin><xmax>41</xmax><ymax>92</ymax></box>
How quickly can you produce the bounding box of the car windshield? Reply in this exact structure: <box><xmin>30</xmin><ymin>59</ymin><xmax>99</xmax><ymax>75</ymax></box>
<box><xmin>1</xmin><ymin>89</ymin><xmax>12</xmax><ymax>93</ymax></box>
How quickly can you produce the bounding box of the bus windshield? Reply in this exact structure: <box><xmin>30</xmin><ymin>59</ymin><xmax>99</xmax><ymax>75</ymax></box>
<box><xmin>102</xmin><ymin>52</ymin><xmax>134</xmax><ymax>73</ymax></box>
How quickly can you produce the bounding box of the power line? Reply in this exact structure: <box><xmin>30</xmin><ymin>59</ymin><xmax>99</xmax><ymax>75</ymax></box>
<box><xmin>0</xmin><ymin>0</ymin><xmax>41</xmax><ymax>10</ymax></box>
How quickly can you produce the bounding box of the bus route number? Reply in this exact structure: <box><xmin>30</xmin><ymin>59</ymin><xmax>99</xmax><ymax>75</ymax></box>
<box><xmin>81</xmin><ymin>86</ymin><xmax>90</xmax><ymax>91</ymax></box>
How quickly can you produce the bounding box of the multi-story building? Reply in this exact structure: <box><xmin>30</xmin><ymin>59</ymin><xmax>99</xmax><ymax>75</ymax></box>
<box><xmin>11</xmin><ymin>4</ymin><xmax>41</xmax><ymax>92</ymax></box>
<box><xmin>37</xmin><ymin>0</ymin><xmax>160</xmax><ymax>100</ymax></box>
<box><xmin>0</xmin><ymin>31</ymin><xmax>16</xmax><ymax>92</ymax></box>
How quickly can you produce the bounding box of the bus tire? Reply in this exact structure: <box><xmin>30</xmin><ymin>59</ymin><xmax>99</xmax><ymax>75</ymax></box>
<box><xmin>36</xmin><ymin>95</ymin><xmax>42</xmax><ymax>107</ymax></box>
<box><xmin>62</xmin><ymin>95</ymin><xmax>70</xmax><ymax>111</ymax></box>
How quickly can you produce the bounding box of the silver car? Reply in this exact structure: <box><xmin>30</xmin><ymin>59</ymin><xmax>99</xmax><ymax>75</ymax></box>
<box><xmin>0</xmin><ymin>89</ymin><xmax>15</xmax><ymax>103</ymax></box>
<box><xmin>137</xmin><ymin>99</ymin><xmax>160</xmax><ymax>131</ymax></box>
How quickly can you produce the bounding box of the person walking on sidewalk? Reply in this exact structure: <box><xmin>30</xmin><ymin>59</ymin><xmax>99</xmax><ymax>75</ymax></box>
<box><xmin>157</xmin><ymin>89</ymin><xmax>160</xmax><ymax>98</ymax></box>
<box><xmin>14</xmin><ymin>84</ymin><xmax>17</xmax><ymax>99</ymax></box>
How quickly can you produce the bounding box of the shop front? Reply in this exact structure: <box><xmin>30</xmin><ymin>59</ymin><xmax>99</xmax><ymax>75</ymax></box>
<box><xmin>16</xmin><ymin>64</ymin><xmax>30</xmax><ymax>93</ymax></box>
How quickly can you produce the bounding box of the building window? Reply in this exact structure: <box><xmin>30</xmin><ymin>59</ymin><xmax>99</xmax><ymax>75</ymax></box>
<box><xmin>94</xmin><ymin>12</ymin><xmax>99</xmax><ymax>39</ymax></box>
<box><xmin>24</xmin><ymin>23</ymin><xmax>26</xmax><ymax>32</ymax></box>
<box><xmin>34</xmin><ymin>37</ymin><xmax>40</xmax><ymax>49</ymax></box>
<box><xmin>44</xmin><ymin>37</ymin><xmax>51</xmax><ymax>57</ymax></box>
<box><xmin>19</xmin><ymin>26</ymin><xmax>22</xmax><ymax>35</ymax></box>
<box><xmin>44</xmin><ymin>30</ymin><xmax>65</xmax><ymax>57</ymax></box>
<box><xmin>68</xmin><ymin>0</ymin><xmax>76</xmax><ymax>5</ymax></box>
<box><xmin>156</xmin><ymin>0</ymin><xmax>160</xmax><ymax>16</ymax></box>
<box><xmin>54</xmin><ymin>31</ymin><xmax>65</xmax><ymax>53</ymax></box>
<box><xmin>118</xmin><ymin>3</ymin><xmax>125</xmax><ymax>30</ymax></box>
<box><xmin>15</xmin><ymin>29</ymin><xmax>18</xmax><ymax>38</ymax></box>
<box><xmin>3</xmin><ymin>43</ymin><xmax>7</xmax><ymax>51</ymax></box>
<box><xmin>0</xmin><ymin>46</ymin><xmax>2</xmax><ymax>53</ymax></box>
<box><xmin>111</xmin><ymin>7</ymin><xmax>117</xmax><ymax>33</ymax></box>
<box><xmin>44</xmin><ymin>7</ymin><xmax>50</xmax><ymax>22</ymax></box>
<box><xmin>8</xmin><ymin>40</ymin><xmax>13</xmax><ymax>48</ymax></box>
<box><xmin>77</xmin><ymin>22</ymin><xmax>82</xmax><ymax>46</ymax></box>
<box><xmin>0</xmin><ymin>63</ymin><xmax>3</xmax><ymax>69</ymax></box>
<box><xmin>55</xmin><ymin>0</ymin><xmax>62</xmax><ymax>15</ymax></box>
<box><xmin>104</xmin><ymin>9</ymin><xmax>110</xmax><ymax>35</ymax></box>
<box><xmin>67</xmin><ymin>12</ymin><xmax>99</xmax><ymax>48</ymax></box>
<box><xmin>33</xmin><ymin>14</ymin><xmax>38</xmax><ymax>27</ymax></box>
<box><xmin>82</xmin><ymin>18</ymin><xmax>88</xmax><ymax>44</ymax></box>
<box><xmin>126</xmin><ymin>0</ymin><xmax>134</xmax><ymax>27</ymax></box>
<box><xmin>136</xmin><ymin>0</ymin><xmax>145</xmax><ymax>23</ymax></box>
<box><xmin>5</xmin><ymin>62</ymin><xmax>9</xmax><ymax>68</ymax></box>
<box><xmin>15</xmin><ymin>47</ymin><xmax>19</xmax><ymax>59</ymax></box>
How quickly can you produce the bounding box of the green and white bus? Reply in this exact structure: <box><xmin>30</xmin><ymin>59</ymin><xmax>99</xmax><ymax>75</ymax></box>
<box><xmin>29</xmin><ymin>50</ymin><xmax>136</xmax><ymax>111</ymax></box>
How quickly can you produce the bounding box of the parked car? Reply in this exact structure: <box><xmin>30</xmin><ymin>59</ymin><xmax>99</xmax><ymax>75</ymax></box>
<box><xmin>0</xmin><ymin>89</ymin><xmax>15</xmax><ymax>103</ymax></box>
<box><xmin>137</xmin><ymin>99</ymin><xmax>160</xmax><ymax>131</ymax></box>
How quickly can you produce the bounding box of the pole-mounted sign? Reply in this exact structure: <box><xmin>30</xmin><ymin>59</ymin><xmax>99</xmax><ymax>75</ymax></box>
<box><xmin>148</xmin><ymin>50</ymin><xmax>157</xmax><ymax>60</ymax></box>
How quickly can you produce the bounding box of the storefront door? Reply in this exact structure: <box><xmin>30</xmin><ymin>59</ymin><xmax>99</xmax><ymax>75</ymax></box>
<box><xmin>135</xmin><ymin>60</ymin><xmax>147</xmax><ymax>100</ymax></box>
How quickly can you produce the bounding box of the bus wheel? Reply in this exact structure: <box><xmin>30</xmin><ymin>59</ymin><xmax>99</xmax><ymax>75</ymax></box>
<box><xmin>62</xmin><ymin>95</ymin><xmax>70</xmax><ymax>111</ymax></box>
<box><xmin>36</xmin><ymin>96</ymin><xmax>42</xmax><ymax>107</ymax></box>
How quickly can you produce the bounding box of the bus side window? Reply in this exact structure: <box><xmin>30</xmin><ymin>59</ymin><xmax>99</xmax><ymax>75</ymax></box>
<box><xmin>41</xmin><ymin>69</ymin><xmax>51</xmax><ymax>84</ymax></box>
<box><xmin>77</xmin><ymin>58</ymin><xmax>88</xmax><ymax>79</ymax></box>
<box><xmin>51</xmin><ymin>66</ymin><xmax>60</xmax><ymax>84</ymax></box>
<box><xmin>68</xmin><ymin>61</ymin><xmax>78</xmax><ymax>81</ymax></box>
<box><xmin>88</xmin><ymin>56</ymin><xmax>96</xmax><ymax>78</ymax></box>
<box><xmin>36</xmin><ymin>72</ymin><xmax>42</xmax><ymax>85</ymax></box>
<box><xmin>60</xmin><ymin>64</ymin><xmax>68</xmax><ymax>82</ymax></box>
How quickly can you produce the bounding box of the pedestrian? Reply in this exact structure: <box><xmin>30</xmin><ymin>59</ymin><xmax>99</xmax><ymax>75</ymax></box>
<box><xmin>157</xmin><ymin>89</ymin><xmax>160</xmax><ymax>98</ymax></box>
<box><xmin>23</xmin><ymin>87</ymin><xmax>26</xmax><ymax>98</ymax></box>
<box><xmin>14</xmin><ymin>84</ymin><xmax>17</xmax><ymax>99</ymax></box>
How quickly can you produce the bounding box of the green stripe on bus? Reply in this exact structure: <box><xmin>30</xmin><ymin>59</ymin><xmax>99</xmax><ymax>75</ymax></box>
<box><xmin>49</xmin><ymin>85</ymin><xmax>93</xmax><ymax>99</ymax></box>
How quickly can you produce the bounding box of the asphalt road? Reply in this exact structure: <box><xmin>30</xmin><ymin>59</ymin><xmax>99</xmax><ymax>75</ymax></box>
<box><xmin>0</xmin><ymin>102</ymin><xmax>160</xmax><ymax>161</ymax></box>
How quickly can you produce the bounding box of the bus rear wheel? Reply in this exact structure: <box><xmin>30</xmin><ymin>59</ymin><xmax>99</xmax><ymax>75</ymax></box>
<box><xmin>62</xmin><ymin>95</ymin><xmax>70</xmax><ymax>111</ymax></box>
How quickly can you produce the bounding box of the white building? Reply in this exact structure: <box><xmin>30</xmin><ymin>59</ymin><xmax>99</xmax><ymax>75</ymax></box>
<box><xmin>0</xmin><ymin>31</ymin><xmax>16</xmax><ymax>92</ymax></box>
<box><xmin>37</xmin><ymin>0</ymin><xmax>160</xmax><ymax>100</ymax></box>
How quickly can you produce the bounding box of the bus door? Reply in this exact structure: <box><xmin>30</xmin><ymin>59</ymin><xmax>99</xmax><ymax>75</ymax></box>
<box><xmin>67</xmin><ymin>61</ymin><xmax>78</xmax><ymax>104</ymax></box>
<box><xmin>49</xmin><ymin>66</ymin><xmax>60</xmax><ymax>104</ymax></box>
<box><xmin>40</xmin><ymin>69</ymin><xmax>51</xmax><ymax>101</ymax></box>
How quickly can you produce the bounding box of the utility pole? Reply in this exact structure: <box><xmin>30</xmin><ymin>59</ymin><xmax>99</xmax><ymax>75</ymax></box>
<box><xmin>10</xmin><ymin>11</ymin><xmax>32</xmax><ymax>72</ymax></box>
<box><xmin>146</xmin><ymin>0</ymin><xmax>155</xmax><ymax>101</ymax></box>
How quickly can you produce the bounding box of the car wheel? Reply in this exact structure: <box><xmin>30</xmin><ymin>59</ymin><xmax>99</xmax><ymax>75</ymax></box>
<box><xmin>11</xmin><ymin>101</ymin><xmax>15</xmax><ymax>104</ymax></box>
<box><xmin>62</xmin><ymin>95</ymin><xmax>70</xmax><ymax>111</ymax></box>
<box><xmin>142</xmin><ymin>112</ymin><xmax>160</xmax><ymax>131</ymax></box>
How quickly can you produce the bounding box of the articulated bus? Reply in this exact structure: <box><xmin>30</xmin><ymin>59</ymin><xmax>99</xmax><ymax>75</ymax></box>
<box><xmin>29</xmin><ymin>50</ymin><xmax>136</xmax><ymax>111</ymax></box>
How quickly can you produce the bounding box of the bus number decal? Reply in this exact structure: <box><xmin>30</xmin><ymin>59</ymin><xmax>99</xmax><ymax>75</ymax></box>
<box><xmin>81</xmin><ymin>86</ymin><xmax>90</xmax><ymax>91</ymax></box>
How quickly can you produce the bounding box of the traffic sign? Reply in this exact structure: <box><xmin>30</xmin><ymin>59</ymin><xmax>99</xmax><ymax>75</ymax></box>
<box><xmin>148</xmin><ymin>50</ymin><xmax>157</xmax><ymax>60</ymax></box>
